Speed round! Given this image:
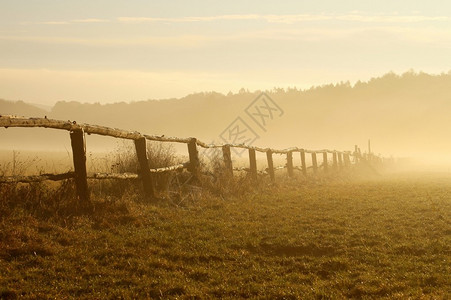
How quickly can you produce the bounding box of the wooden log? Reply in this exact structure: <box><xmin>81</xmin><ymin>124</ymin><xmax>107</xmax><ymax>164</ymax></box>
<box><xmin>322</xmin><ymin>151</ymin><xmax>328</xmax><ymax>172</ymax></box>
<box><xmin>134</xmin><ymin>137</ymin><xmax>155</xmax><ymax>198</ymax></box>
<box><xmin>312</xmin><ymin>152</ymin><xmax>318</xmax><ymax>174</ymax></box>
<box><xmin>91</xmin><ymin>173</ymin><xmax>139</xmax><ymax>180</ymax></box>
<box><xmin>222</xmin><ymin>145</ymin><xmax>233</xmax><ymax>176</ymax></box>
<box><xmin>248</xmin><ymin>148</ymin><xmax>257</xmax><ymax>181</ymax></box>
<box><xmin>0</xmin><ymin>116</ymin><xmax>196</xmax><ymax>143</ymax></box>
<box><xmin>0</xmin><ymin>117</ymin><xmax>360</xmax><ymax>166</ymax></box>
<box><xmin>338</xmin><ymin>152</ymin><xmax>343</xmax><ymax>169</ymax></box>
<box><xmin>286</xmin><ymin>151</ymin><xmax>294</xmax><ymax>178</ymax></box>
<box><xmin>0</xmin><ymin>172</ymin><xmax>75</xmax><ymax>183</ymax></box>
<box><xmin>333</xmin><ymin>151</ymin><xmax>338</xmax><ymax>170</ymax></box>
<box><xmin>0</xmin><ymin>117</ymin><xmax>360</xmax><ymax>167</ymax></box>
<box><xmin>187</xmin><ymin>138</ymin><xmax>200</xmax><ymax>181</ymax></box>
<box><xmin>149</xmin><ymin>163</ymin><xmax>188</xmax><ymax>173</ymax></box>
<box><xmin>70</xmin><ymin>129</ymin><xmax>90</xmax><ymax>205</ymax></box>
<box><xmin>300</xmin><ymin>149</ymin><xmax>307</xmax><ymax>176</ymax></box>
<box><xmin>266</xmin><ymin>150</ymin><xmax>275</xmax><ymax>182</ymax></box>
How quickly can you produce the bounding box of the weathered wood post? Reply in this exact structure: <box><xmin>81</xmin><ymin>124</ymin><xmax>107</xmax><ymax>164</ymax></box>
<box><xmin>337</xmin><ymin>152</ymin><xmax>343</xmax><ymax>169</ymax></box>
<box><xmin>222</xmin><ymin>145</ymin><xmax>233</xmax><ymax>177</ymax></box>
<box><xmin>266</xmin><ymin>150</ymin><xmax>275</xmax><ymax>182</ymax></box>
<box><xmin>70</xmin><ymin>129</ymin><xmax>90</xmax><ymax>206</ymax></box>
<box><xmin>248</xmin><ymin>148</ymin><xmax>257</xmax><ymax>181</ymax></box>
<box><xmin>286</xmin><ymin>151</ymin><xmax>294</xmax><ymax>178</ymax></box>
<box><xmin>332</xmin><ymin>151</ymin><xmax>338</xmax><ymax>170</ymax></box>
<box><xmin>187</xmin><ymin>138</ymin><xmax>200</xmax><ymax>181</ymax></box>
<box><xmin>323</xmin><ymin>151</ymin><xmax>328</xmax><ymax>172</ymax></box>
<box><xmin>300</xmin><ymin>149</ymin><xmax>307</xmax><ymax>176</ymax></box>
<box><xmin>354</xmin><ymin>145</ymin><xmax>359</xmax><ymax>164</ymax></box>
<box><xmin>344</xmin><ymin>153</ymin><xmax>351</xmax><ymax>167</ymax></box>
<box><xmin>134</xmin><ymin>137</ymin><xmax>155</xmax><ymax>198</ymax></box>
<box><xmin>312</xmin><ymin>152</ymin><xmax>318</xmax><ymax>174</ymax></box>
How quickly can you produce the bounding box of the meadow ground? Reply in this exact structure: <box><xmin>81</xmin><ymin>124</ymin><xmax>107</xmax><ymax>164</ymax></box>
<box><xmin>0</xmin><ymin>173</ymin><xmax>450</xmax><ymax>299</ymax></box>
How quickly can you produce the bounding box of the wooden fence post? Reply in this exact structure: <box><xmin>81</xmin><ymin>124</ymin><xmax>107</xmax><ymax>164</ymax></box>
<box><xmin>332</xmin><ymin>151</ymin><xmax>338</xmax><ymax>170</ymax></box>
<box><xmin>222</xmin><ymin>145</ymin><xmax>233</xmax><ymax>177</ymax></box>
<box><xmin>70</xmin><ymin>129</ymin><xmax>90</xmax><ymax>206</ymax></box>
<box><xmin>248</xmin><ymin>148</ymin><xmax>257</xmax><ymax>181</ymax></box>
<box><xmin>300</xmin><ymin>149</ymin><xmax>307</xmax><ymax>176</ymax></box>
<box><xmin>323</xmin><ymin>151</ymin><xmax>328</xmax><ymax>172</ymax></box>
<box><xmin>344</xmin><ymin>153</ymin><xmax>351</xmax><ymax>167</ymax></box>
<box><xmin>134</xmin><ymin>137</ymin><xmax>155</xmax><ymax>198</ymax></box>
<box><xmin>266</xmin><ymin>150</ymin><xmax>275</xmax><ymax>182</ymax></box>
<box><xmin>286</xmin><ymin>151</ymin><xmax>294</xmax><ymax>178</ymax></box>
<box><xmin>338</xmin><ymin>152</ymin><xmax>343</xmax><ymax>169</ymax></box>
<box><xmin>187</xmin><ymin>138</ymin><xmax>200</xmax><ymax>181</ymax></box>
<box><xmin>312</xmin><ymin>152</ymin><xmax>318</xmax><ymax>174</ymax></box>
<box><xmin>354</xmin><ymin>145</ymin><xmax>360</xmax><ymax>163</ymax></box>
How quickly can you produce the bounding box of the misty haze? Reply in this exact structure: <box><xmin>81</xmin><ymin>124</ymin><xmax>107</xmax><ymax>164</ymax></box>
<box><xmin>1</xmin><ymin>1</ymin><xmax>450</xmax><ymax>299</ymax></box>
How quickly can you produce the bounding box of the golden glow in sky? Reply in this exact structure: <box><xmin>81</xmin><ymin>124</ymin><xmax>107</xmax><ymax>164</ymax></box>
<box><xmin>1</xmin><ymin>0</ymin><xmax>451</xmax><ymax>105</ymax></box>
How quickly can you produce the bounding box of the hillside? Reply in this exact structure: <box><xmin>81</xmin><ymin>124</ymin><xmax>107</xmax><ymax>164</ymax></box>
<box><xmin>1</xmin><ymin>71</ymin><xmax>451</xmax><ymax>159</ymax></box>
<box><xmin>0</xmin><ymin>99</ymin><xmax>47</xmax><ymax>117</ymax></box>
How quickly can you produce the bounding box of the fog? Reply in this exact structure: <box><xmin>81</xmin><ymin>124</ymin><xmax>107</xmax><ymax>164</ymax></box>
<box><xmin>1</xmin><ymin>70</ymin><xmax>451</xmax><ymax>174</ymax></box>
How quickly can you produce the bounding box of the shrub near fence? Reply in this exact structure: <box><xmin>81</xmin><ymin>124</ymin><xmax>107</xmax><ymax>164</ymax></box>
<box><xmin>0</xmin><ymin>115</ymin><xmax>380</xmax><ymax>205</ymax></box>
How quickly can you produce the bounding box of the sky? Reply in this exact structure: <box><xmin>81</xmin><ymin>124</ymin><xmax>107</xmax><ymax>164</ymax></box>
<box><xmin>1</xmin><ymin>0</ymin><xmax>451</xmax><ymax>106</ymax></box>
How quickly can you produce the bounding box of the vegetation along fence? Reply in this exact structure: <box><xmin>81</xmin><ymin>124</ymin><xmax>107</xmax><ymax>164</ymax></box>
<box><xmin>0</xmin><ymin>115</ymin><xmax>381</xmax><ymax>204</ymax></box>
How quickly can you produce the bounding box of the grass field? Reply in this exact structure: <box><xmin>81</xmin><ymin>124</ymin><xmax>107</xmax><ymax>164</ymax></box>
<box><xmin>0</xmin><ymin>173</ymin><xmax>450</xmax><ymax>299</ymax></box>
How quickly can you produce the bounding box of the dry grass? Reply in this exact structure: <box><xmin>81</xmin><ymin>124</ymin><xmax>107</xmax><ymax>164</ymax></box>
<box><xmin>0</xmin><ymin>147</ymin><xmax>449</xmax><ymax>298</ymax></box>
<box><xmin>0</xmin><ymin>170</ymin><xmax>450</xmax><ymax>298</ymax></box>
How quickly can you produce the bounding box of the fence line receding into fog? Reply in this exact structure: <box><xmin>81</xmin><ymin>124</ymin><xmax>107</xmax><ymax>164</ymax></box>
<box><xmin>0</xmin><ymin>115</ymin><xmax>379</xmax><ymax>204</ymax></box>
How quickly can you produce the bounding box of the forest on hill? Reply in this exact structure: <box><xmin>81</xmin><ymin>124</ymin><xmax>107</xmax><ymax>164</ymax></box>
<box><xmin>1</xmin><ymin>70</ymin><xmax>451</xmax><ymax>160</ymax></box>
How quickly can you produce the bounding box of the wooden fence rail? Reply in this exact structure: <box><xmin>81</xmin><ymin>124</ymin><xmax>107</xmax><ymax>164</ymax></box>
<box><xmin>0</xmin><ymin>115</ymin><xmax>376</xmax><ymax>203</ymax></box>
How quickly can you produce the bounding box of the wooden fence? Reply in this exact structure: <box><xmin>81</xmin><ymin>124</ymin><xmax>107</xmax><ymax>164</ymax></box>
<box><xmin>0</xmin><ymin>115</ymin><xmax>373</xmax><ymax>203</ymax></box>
